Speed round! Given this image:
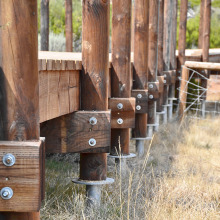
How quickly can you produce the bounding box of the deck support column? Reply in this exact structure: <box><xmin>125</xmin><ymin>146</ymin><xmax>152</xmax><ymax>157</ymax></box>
<box><xmin>41</xmin><ymin>0</ymin><xmax>49</xmax><ymax>51</ymax></box>
<box><xmin>65</xmin><ymin>0</ymin><xmax>73</xmax><ymax>52</ymax></box>
<box><xmin>0</xmin><ymin>1</ymin><xmax>41</xmax><ymax>219</ymax></box>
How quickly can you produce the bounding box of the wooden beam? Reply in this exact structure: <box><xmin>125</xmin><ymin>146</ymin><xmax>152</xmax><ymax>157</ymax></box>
<box><xmin>80</xmin><ymin>0</ymin><xmax>110</xmax><ymax>181</ymax></box>
<box><xmin>65</xmin><ymin>0</ymin><xmax>73</xmax><ymax>52</ymax></box>
<box><xmin>40</xmin><ymin>0</ymin><xmax>49</xmax><ymax>51</ymax></box>
<box><xmin>132</xmin><ymin>0</ymin><xmax>149</xmax><ymax>138</ymax></box>
<box><xmin>0</xmin><ymin>0</ymin><xmax>40</xmax><ymax>219</ymax></box>
<box><xmin>111</xmin><ymin>0</ymin><xmax>132</xmax><ymax>155</ymax></box>
<box><xmin>185</xmin><ymin>61</ymin><xmax>220</xmax><ymax>71</ymax></box>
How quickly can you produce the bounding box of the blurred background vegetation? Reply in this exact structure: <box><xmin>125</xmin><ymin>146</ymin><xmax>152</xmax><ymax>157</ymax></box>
<box><xmin>37</xmin><ymin>0</ymin><xmax>220</xmax><ymax>52</ymax></box>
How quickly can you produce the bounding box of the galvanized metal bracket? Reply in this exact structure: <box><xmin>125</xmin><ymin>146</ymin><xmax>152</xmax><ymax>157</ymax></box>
<box><xmin>109</xmin><ymin>98</ymin><xmax>136</xmax><ymax>129</ymax></box>
<box><xmin>131</xmin><ymin>90</ymin><xmax>148</xmax><ymax>113</ymax></box>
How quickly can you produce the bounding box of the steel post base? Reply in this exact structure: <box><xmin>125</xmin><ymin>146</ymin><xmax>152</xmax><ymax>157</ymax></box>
<box><xmin>136</xmin><ymin>140</ymin><xmax>145</xmax><ymax>157</ymax></box>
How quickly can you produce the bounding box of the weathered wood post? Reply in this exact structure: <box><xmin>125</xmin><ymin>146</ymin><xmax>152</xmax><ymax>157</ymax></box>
<box><xmin>0</xmin><ymin>1</ymin><xmax>42</xmax><ymax>219</ymax></box>
<box><xmin>109</xmin><ymin>0</ymin><xmax>136</xmax><ymax>166</ymax></box>
<box><xmin>156</xmin><ymin>0</ymin><xmax>165</xmax><ymax>128</ymax></box>
<box><xmin>74</xmin><ymin>0</ymin><xmax>113</xmax><ymax>206</ymax></box>
<box><xmin>201</xmin><ymin>0</ymin><xmax>211</xmax><ymax>117</ymax></box>
<box><xmin>147</xmin><ymin>0</ymin><xmax>160</xmax><ymax>137</ymax></box>
<box><xmin>65</xmin><ymin>0</ymin><xmax>73</xmax><ymax>52</ymax></box>
<box><xmin>177</xmin><ymin>0</ymin><xmax>188</xmax><ymax>114</ymax></box>
<box><xmin>168</xmin><ymin>0</ymin><xmax>178</xmax><ymax>119</ymax></box>
<box><xmin>41</xmin><ymin>0</ymin><xmax>49</xmax><ymax>51</ymax></box>
<box><xmin>198</xmin><ymin>0</ymin><xmax>205</xmax><ymax>49</ymax></box>
<box><xmin>132</xmin><ymin>0</ymin><xmax>149</xmax><ymax>157</ymax></box>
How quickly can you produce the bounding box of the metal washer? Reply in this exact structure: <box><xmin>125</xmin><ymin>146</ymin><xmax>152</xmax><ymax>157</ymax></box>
<box><xmin>72</xmin><ymin>177</ymin><xmax>114</xmax><ymax>186</ymax></box>
<box><xmin>108</xmin><ymin>153</ymin><xmax>136</xmax><ymax>159</ymax></box>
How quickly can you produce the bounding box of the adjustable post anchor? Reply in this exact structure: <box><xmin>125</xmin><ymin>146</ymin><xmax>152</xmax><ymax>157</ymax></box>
<box><xmin>155</xmin><ymin>111</ymin><xmax>165</xmax><ymax>131</ymax></box>
<box><xmin>132</xmin><ymin>137</ymin><xmax>152</xmax><ymax>157</ymax></box>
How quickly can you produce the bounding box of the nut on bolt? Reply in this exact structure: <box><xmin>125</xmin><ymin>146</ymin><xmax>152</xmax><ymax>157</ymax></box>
<box><xmin>88</xmin><ymin>138</ymin><xmax>96</xmax><ymax>147</ymax></box>
<box><xmin>137</xmin><ymin>94</ymin><xmax>142</xmax><ymax>99</ymax></box>
<box><xmin>136</xmin><ymin>105</ymin><xmax>141</xmax><ymax>111</ymax></box>
<box><xmin>149</xmin><ymin>84</ymin><xmax>154</xmax><ymax>89</ymax></box>
<box><xmin>117</xmin><ymin>118</ymin><xmax>123</xmax><ymax>125</ymax></box>
<box><xmin>0</xmin><ymin>187</ymin><xmax>13</xmax><ymax>200</ymax></box>
<box><xmin>89</xmin><ymin>117</ymin><xmax>97</xmax><ymax>125</ymax></box>
<box><xmin>3</xmin><ymin>153</ymin><xmax>15</xmax><ymax>167</ymax></box>
<box><xmin>149</xmin><ymin>95</ymin><xmax>154</xmax><ymax>99</ymax></box>
<box><xmin>117</xmin><ymin>103</ymin><xmax>123</xmax><ymax>110</ymax></box>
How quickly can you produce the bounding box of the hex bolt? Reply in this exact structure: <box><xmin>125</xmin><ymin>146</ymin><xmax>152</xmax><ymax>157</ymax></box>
<box><xmin>149</xmin><ymin>95</ymin><xmax>154</xmax><ymax>99</ymax></box>
<box><xmin>117</xmin><ymin>118</ymin><xmax>123</xmax><ymax>125</ymax></box>
<box><xmin>136</xmin><ymin>105</ymin><xmax>141</xmax><ymax>111</ymax></box>
<box><xmin>89</xmin><ymin>117</ymin><xmax>97</xmax><ymax>125</ymax></box>
<box><xmin>0</xmin><ymin>187</ymin><xmax>13</xmax><ymax>200</ymax></box>
<box><xmin>137</xmin><ymin>94</ymin><xmax>142</xmax><ymax>99</ymax></box>
<box><xmin>88</xmin><ymin>138</ymin><xmax>96</xmax><ymax>147</ymax></box>
<box><xmin>149</xmin><ymin>84</ymin><xmax>154</xmax><ymax>89</ymax></box>
<box><xmin>3</xmin><ymin>154</ymin><xmax>15</xmax><ymax>167</ymax></box>
<box><xmin>117</xmin><ymin>103</ymin><xmax>123</xmax><ymax>110</ymax></box>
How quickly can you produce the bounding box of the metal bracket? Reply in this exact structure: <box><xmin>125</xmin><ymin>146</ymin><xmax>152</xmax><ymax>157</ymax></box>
<box><xmin>109</xmin><ymin>98</ymin><xmax>135</xmax><ymax>129</ymax></box>
<box><xmin>131</xmin><ymin>90</ymin><xmax>148</xmax><ymax>113</ymax></box>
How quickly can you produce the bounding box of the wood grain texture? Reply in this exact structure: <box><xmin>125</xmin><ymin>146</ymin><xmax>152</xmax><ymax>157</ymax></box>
<box><xmin>178</xmin><ymin>66</ymin><xmax>189</xmax><ymax>119</ymax></box>
<box><xmin>178</xmin><ymin>0</ymin><xmax>188</xmax><ymax>67</ymax></box>
<box><xmin>65</xmin><ymin>0</ymin><xmax>73</xmax><ymax>52</ymax></box>
<box><xmin>131</xmin><ymin>90</ymin><xmax>148</xmax><ymax>114</ymax></box>
<box><xmin>109</xmin><ymin>98</ymin><xmax>135</xmax><ymax>129</ymax></box>
<box><xmin>0</xmin><ymin>1</ymin><xmax>41</xmax><ymax>217</ymax></box>
<box><xmin>39</xmin><ymin>70</ymin><xmax>80</xmax><ymax>123</ymax></box>
<box><xmin>81</xmin><ymin>0</ymin><xmax>110</xmax><ymax>181</ymax></box>
<box><xmin>185</xmin><ymin>61</ymin><xmax>220</xmax><ymax>71</ymax></box>
<box><xmin>40</xmin><ymin>0</ymin><xmax>49</xmax><ymax>51</ymax></box>
<box><xmin>0</xmin><ymin>141</ymin><xmax>42</xmax><ymax>212</ymax></box>
<box><xmin>132</xmin><ymin>0</ymin><xmax>149</xmax><ymax>139</ymax></box>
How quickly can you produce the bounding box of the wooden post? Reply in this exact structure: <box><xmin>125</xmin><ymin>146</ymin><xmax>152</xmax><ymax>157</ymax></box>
<box><xmin>178</xmin><ymin>0</ymin><xmax>188</xmax><ymax>67</ymax></box>
<box><xmin>80</xmin><ymin>0</ymin><xmax>109</xmax><ymax>182</ymax></box>
<box><xmin>148</xmin><ymin>0</ymin><xmax>159</xmax><ymax>129</ymax></box>
<box><xmin>157</xmin><ymin>0</ymin><xmax>164</xmax><ymax>113</ymax></box>
<box><xmin>65</xmin><ymin>0</ymin><xmax>73</xmax><ymax>52</ymax></box>
<box><xmin>0</xmin><ymin>1</ymin><xmax>40</xmax><ymax>219</ymax></box>
<box><xmin>201</xmin><ymin>0</ymin><xmax>211</xmax><ymax>102</ymax></box>
<box><xmin>41</xmin><ymin>0</ymin><xmax>49</xmax><ymax>51</ymax></box>
<box><xmin>132</xmin><ymin>0</ymin><xmax>149</xmax><ymax>139</ymax></box>
<box><xmin>178</xmin><ymin>66</ymin><xmax>189</xmax><ymax>120</ymax></box>
<box><xmin>198</xmin><ymin>0</ymin><xmax>205</xmax><ymax>49</ymax></box>
<box><xmin>111</xmin><ymin>0</ymin><xmax>131</xmax><ymax>155</ymax></box>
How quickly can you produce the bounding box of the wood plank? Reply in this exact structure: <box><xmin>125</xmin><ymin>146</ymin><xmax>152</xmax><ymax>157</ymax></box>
<box><xmin>65</xmin><ymin>0</ymin><xmax>73</xmax><ymax>52</ymax></box>
<box><xmin>185</xmin><ymin>61</ymin><xmax>220</xmax><ymax>71</ymax></box>
<box><xmin>0</xmin><ymin>141</ymin><xmax>42</xmax><ymax>212</ymax></box>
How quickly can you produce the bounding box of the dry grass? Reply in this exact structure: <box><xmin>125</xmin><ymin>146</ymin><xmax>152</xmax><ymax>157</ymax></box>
<box><xmin>40</xmin><ymin>117</ymin><xmax>220</xmax><ymax>220</ymax></box>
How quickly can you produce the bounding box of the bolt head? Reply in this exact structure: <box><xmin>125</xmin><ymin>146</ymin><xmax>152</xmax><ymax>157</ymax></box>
<box><xmin>164</xmin><ymin>80</ymin><xmax>167</xmax><ymax>83</ymax></box>
<box><xmin>89</xmin><ymin>117</ymin><xmax>97</xmax><ymax>125</ymax></box>
<box><xmin>149</xmin><ymin>95</ymin><xmax>154</xmax><ymax>99</ymax></box>
<box><xmin>3</xmin><ymin>154</ymin><xmax>15</xmax><ymax>167</ymax></box>
<box><xmin>117</xmin><ymin>118</ymin><xmax>123</xmax><ymax>125</ymax></box>
<box><xmin>149</xmin><ymin>84</ymin><xmax>154</xmax><ymax>89</ymax></box>
<box><xmin>88</xmin><ymin>138</ymin><xmax>96</xmax><ymax>147</ymax></box>
<box><xmin>2</xmin><ymin>191</ymin><xmax>9</xmax><ymax>198</ymax></box>
<box><xmin>136</xmin><ymin>105</ymin><xmax>141</xmax><ymax>111</ymax></box>
<box><xmin>117</xmin><ymin>103</ymin><xmax>123</xmax><ymax>110</ymax></box>
<box><xmin>0</xmin><ymin>187</ymin><xmax>13</xmax><ymax>200</ymax></box>
<box><xmin>137</xmin><ymin>94</ymin><xmax>142</xmax><ymax>99</ymax></box>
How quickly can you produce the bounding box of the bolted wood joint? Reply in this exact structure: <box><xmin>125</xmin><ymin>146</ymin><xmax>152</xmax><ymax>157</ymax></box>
<box><xmin>163</xmin><ymin>71</ymin><xmax>173</xmax><ymax>85</ymax></box>
<box><xmin>108</xmin><ymin>98</ymin><xmax>135</xmax><ymax>129</ymax></box>
<box><xmin>131</xmin><ymin>90</ymin><xmax>148</xmax><ymax>114</ymax></box>
<box><xmin>0</xmin><ymin>140</ymin><xmax>45</xmax><ymax>212</ymax></box>
<box><xmin>148</xmin><ymin>82</ymin><xmax>160</xmax><ymax>101</ymax></box>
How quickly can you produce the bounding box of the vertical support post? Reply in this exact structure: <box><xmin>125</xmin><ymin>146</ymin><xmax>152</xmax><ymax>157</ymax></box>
<box><xmin>147</xmin><ymin>0</ymin><xmax>159</xmax><ymax>137</ymax></box>
<box><xmin>111</xmin><ymin>0</ymin><xmax>132</xmax><ymax>164</ymax></box>
<box><xmin>80</xmin><ymin>0</ymin><xmax>110</xmax><ymax>205</ymax></box>
<box><xmin>65</xmin><ymin>0</ymin><xmax>73</xmax><ymax>52</ymax></box>
<box><xmin>178</xmin><ymin>66</ymin><xmax>190</xmax><ymax>120</ymax></box>
<box><xmin>168</xmin><ymin>0</ymin><xmax>178</xmax><ymax>119</ymax></box>
<box><xmin>41</xmin><ymin>0</ymin><xmax>49</xmax><ymax>51</ymax></box>
<box><xmin>163</xmin><ymin>0</ymin><xmax>172</xmax><ymax>122</ymax></box>
<box><xmin>132</xmin><ymin>0</ymin><xmax>149</xmax><ymax>156</ymax></box>
<box><xmin>0</xmin><ymin>1</ymin><xmax>40</xmax><ymax>219</ymax></box>
<box><xmin>201</xmin><ymin>0</ymin><xmax>211</xmax><ymax>116</ymax></box>
<box><xmin>198</xmin><ymin>0</ymin><xmax>205</xmax><ymax>49</ymax></box>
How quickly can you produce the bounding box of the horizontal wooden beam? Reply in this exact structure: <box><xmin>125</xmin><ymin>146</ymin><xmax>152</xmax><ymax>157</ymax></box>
<box><xmin>185</xmin><ymin>61</ymin><xmax>220</xmax><ymax>71</ymax></box>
